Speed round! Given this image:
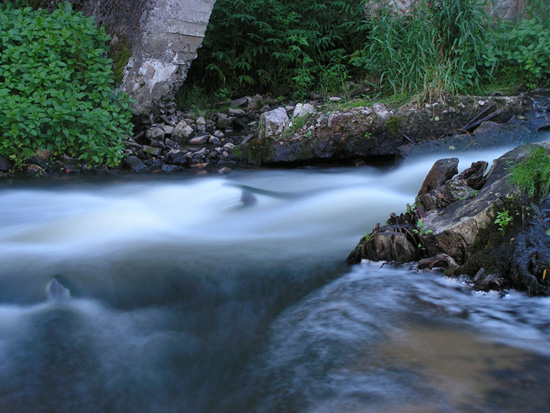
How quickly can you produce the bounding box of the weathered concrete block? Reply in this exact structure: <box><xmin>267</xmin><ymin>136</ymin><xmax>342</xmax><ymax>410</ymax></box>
<box><xmin>65</xmin><ymin>0</ymin><xmax>216</xmax><ymax>117</ymax></box>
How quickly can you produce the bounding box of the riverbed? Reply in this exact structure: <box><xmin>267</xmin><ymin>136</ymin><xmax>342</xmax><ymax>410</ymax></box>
<box><xmin>0</xmin><ymin>136</ymin><xmax>549</xmax><ymax>412</ymax></box>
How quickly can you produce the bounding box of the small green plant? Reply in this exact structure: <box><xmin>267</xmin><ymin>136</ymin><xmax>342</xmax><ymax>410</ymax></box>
<box><xmin>509</xmin><ymin>146</ymin><xmax>550</xmax><ymax>200</ymax></box>
<box><xmin>494</xmin><ymin>209</ymin><xmax>513</xmax><ymax>234</ymax></box>
<box><xmin>364</xmin><ymin>131</ymin><xmax>372</xmax><ymax>139</ymax></box>
<box><xmin>283</xmin><ymin>114</ymin><xmax>309</xmax><ymax>138</ymax></box>
<box><xmin>412</xmin><ymin>219</ymin><xmax>433</xmax><ymax>237</ymax></box>
<box><xmin>0</xmin><ymin>3</ymin><xmax>133</xmax><ymax>168</ymax></box>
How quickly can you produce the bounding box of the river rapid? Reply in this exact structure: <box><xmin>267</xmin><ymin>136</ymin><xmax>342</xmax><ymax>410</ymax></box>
<box><xmin>0</xmin><ymin>136</ymin><xmax>549</xmax><ymax>412</ymax></box>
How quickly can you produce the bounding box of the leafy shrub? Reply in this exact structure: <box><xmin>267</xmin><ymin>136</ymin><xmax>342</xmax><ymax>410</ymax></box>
<box><xmin>0</xmin><ymin>2</ymin><xmax>133</xmax><ymax>168</ymax></box>
<box><xmin>182</xmin><ymin>0</ymin><xmax>368</xmax><ymax>99</ymax></box>
<box><xmin>490</xmin><ymin>15</ymin><xmax>550</xmax><ymax>89</ymax></box>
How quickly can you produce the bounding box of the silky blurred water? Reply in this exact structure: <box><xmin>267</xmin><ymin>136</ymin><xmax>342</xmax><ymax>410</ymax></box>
<box><xmin>0</xmin><ymin>135</ymin><xmax>549</xmax><ymax>412</ymax></box>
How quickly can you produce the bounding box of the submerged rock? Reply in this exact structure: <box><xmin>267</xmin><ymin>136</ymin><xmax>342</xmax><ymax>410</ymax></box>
<box><xmin>46</xmin><ymin>278</ymin><xmax>71</xmax><ymax>301</ymax></box>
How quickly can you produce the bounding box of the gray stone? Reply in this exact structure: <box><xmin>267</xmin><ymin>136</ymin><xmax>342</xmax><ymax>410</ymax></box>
<box><xmin>160</xmin><ymin>124</ymin><xmax>174</xmax><ymax>135</ymax></box>
<box><xmin>228</xmin><ymin>107</ymin><xmax>246</xmax><ymax>117</ymax></box>
<box><xmin>292</xmin><ymin>103</ymin><xmax>315</xmax><ymax>118</ymax></box>
<box><xmin>145</xmin><ymin>126</ymin><xmax>165</xmax><ymax>141</ymax></box>
<box><xmin>223</xmin><ymin>142</ymin><xmax>235</xmax><ymax>150</ymax></box>
<box><xmin>231</xmin><ymin>97</ymin><xmax>249</xmax><ymax>107</ymax></box>
<box><xmin>195</xmin><ymin>147</ymin><xmax>207</xmax><ymax>157</ymax></box>
<box><xmin>188</xmin><ymin>135</ymin><xmax>209</xmax><ymax>145</ymax></box>
<box><xmin>216</xmin><ymin>113</ymin><xmax>233</xmax><ymax>129</ymax></box>
<box><xmin>372</xmin><ymin>103</ymin><xmax>391</xmax><ymax>120</ymax></box>
<box><xmin>247</xmin><ymin>94</ymin><xmax>264</xmax><ymax>111</ymax></box>
<box><xmin>172</xmin><ymin>121</ymin><xmax>194</xmax><ymax>141</ymax></box>
<box><xmin>259</xmin><ymin>107</ymin><xmax>289</xmax><ymax>138</ymax></box>
<box><xmin>165</xmin><ymin>138</ymin><xmax>179</xmax><ymax>149</ymax></box>
<box><xmin>166</xmin><ymin>150</ymin><xmax>190</xmax><ymax>166</ymax></box>
<box><xmin>209</xmin><ymin>136</ymin><xmax>222</xmax><ymax>146</ymax></box>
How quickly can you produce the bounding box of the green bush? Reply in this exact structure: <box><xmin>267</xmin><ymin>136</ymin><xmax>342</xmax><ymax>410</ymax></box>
<box><xmin>490</xmin><ymin>15</ymin><xmax>550</xmax><ymax>89</ymax></box>
<box><xmin>182</xmin><ymin>0</ymin><xmax>368</xmax><ymax>99</ymax></box>
<box><xmin>0</xmin><ymin>2</ymin><xmax>133</xmax><ymax>168</ymax></box>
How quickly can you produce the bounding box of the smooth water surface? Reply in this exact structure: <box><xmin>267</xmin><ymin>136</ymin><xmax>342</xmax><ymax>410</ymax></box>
<box><xmin>0</xmin><ymin>137</ymin><xmax>549</xmax><ymax>412</ymax></box>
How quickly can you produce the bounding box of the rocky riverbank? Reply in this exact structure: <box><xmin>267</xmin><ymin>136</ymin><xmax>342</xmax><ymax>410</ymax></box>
<box><xmin>1</xmin><ymin>92</ymin><xmax>549</xmax><ymax>178</ymax></box>
<box><xmin>347</xmin><ymin>141</ymin><xmax>550</xmax><ymax>297</ymax></box>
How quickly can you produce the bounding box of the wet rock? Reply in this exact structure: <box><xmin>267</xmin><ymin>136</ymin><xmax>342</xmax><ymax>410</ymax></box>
<box><xmin>349</xmin><ymin>142</ymin><xmax>550</xmax><ymax>296</ymax></box>
<box><xmin>418</xmin><ymin>253</ymin><xmax>459</xmax><ymax>271</ymax></box>
<box><xmin>46</xmin><ymin>278</ymin><xmax>71</xmax><ymax>301</ymax></box>
<box><xmin>150</xmin><ymin>139</ymin><xmax>165</xmax><ymax>148</ymax></box>
<box><xmin>416</xmin><ymin>158</ymin><xmax>459</xmax><ymax>211</ymax></box>
<box><xmin>457</xmin><ymin>161</ymin><xmax>488</xmax><ymax>190</ymax></box>
<box><xmin>217</xmin><ymin>167</ymin><xmax>232</xmax><ymax>175</ymax></box>
<box><xmin>161</xmin><ymin>164</ymin><xmax>183</xmax><ymax>173</ymax></box>
<box><xmin>122</xmin><ymin>156</ymin><xmax>148</xmax><ymax>172</ymax></box>
<box><xmin>165</xmin><ymin>139</ymin><xmax>179</xmax><ymax>149</ymax></box>
<box><xmin>30</xmin><ymin>149</ymin><xmax>52</xmax><ymax>169</ymax></box>
<box><xmin>347</xmin><ymin>224</ymin><xmax>419</xmax><ymax>265</ymax></box>
<box><xmin>209</xmin><ymin>136</ymin><xmax>222</xmax><ymax>146</ymax></box>
<box><xmin>165</xmin><ymin>150</ymin><xmax>190</xmax><ymax>166</ymax></box>
<box><xmin>62</xmin><ymin>155</ymin><xmax>82</xmax><ymax>172</ymax></box>
<box><xmin>0</xmin><ymin>155</ymin><xmax>11</xmax><ymax>172</ymax></box>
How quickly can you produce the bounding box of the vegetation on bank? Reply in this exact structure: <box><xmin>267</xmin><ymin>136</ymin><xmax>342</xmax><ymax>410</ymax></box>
<box><xmin>180</xmin><ymin>0</ymin><xmax>550</xmax><ymax>104</ymax></box>
<box><xmin>0</xmin><ymin>2</ymin><xmax>133</xmax><ymax>169</ymax></box>
<box><xmin>510</xmin><ymin>145</ymin><xmax>550</xmax><ymax>200</ymax></box>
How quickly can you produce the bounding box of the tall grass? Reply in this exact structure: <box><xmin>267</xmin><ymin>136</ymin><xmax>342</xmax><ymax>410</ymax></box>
<box><xmin>180</xmin><ymin>0</ymin><xmax>550</xmax><ymax>104</ymax></box>
<box><xmin>353</xmin><ymin>0</ymin><xmax>492</xmax><ymax>101</ymax></box>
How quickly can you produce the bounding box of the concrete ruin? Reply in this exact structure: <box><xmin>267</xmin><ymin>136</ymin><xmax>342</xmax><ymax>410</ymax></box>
<box><xmin>67</xmin><ymin>0</ymin><xmax>216</xmax><ymax>117</ymax></box>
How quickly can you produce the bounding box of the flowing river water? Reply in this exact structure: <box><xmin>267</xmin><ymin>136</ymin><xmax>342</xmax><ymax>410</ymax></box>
<box><xmin>0</xmin><ymin>134</ymin><xmax>549</xmax><ymax>412</ymax></box>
